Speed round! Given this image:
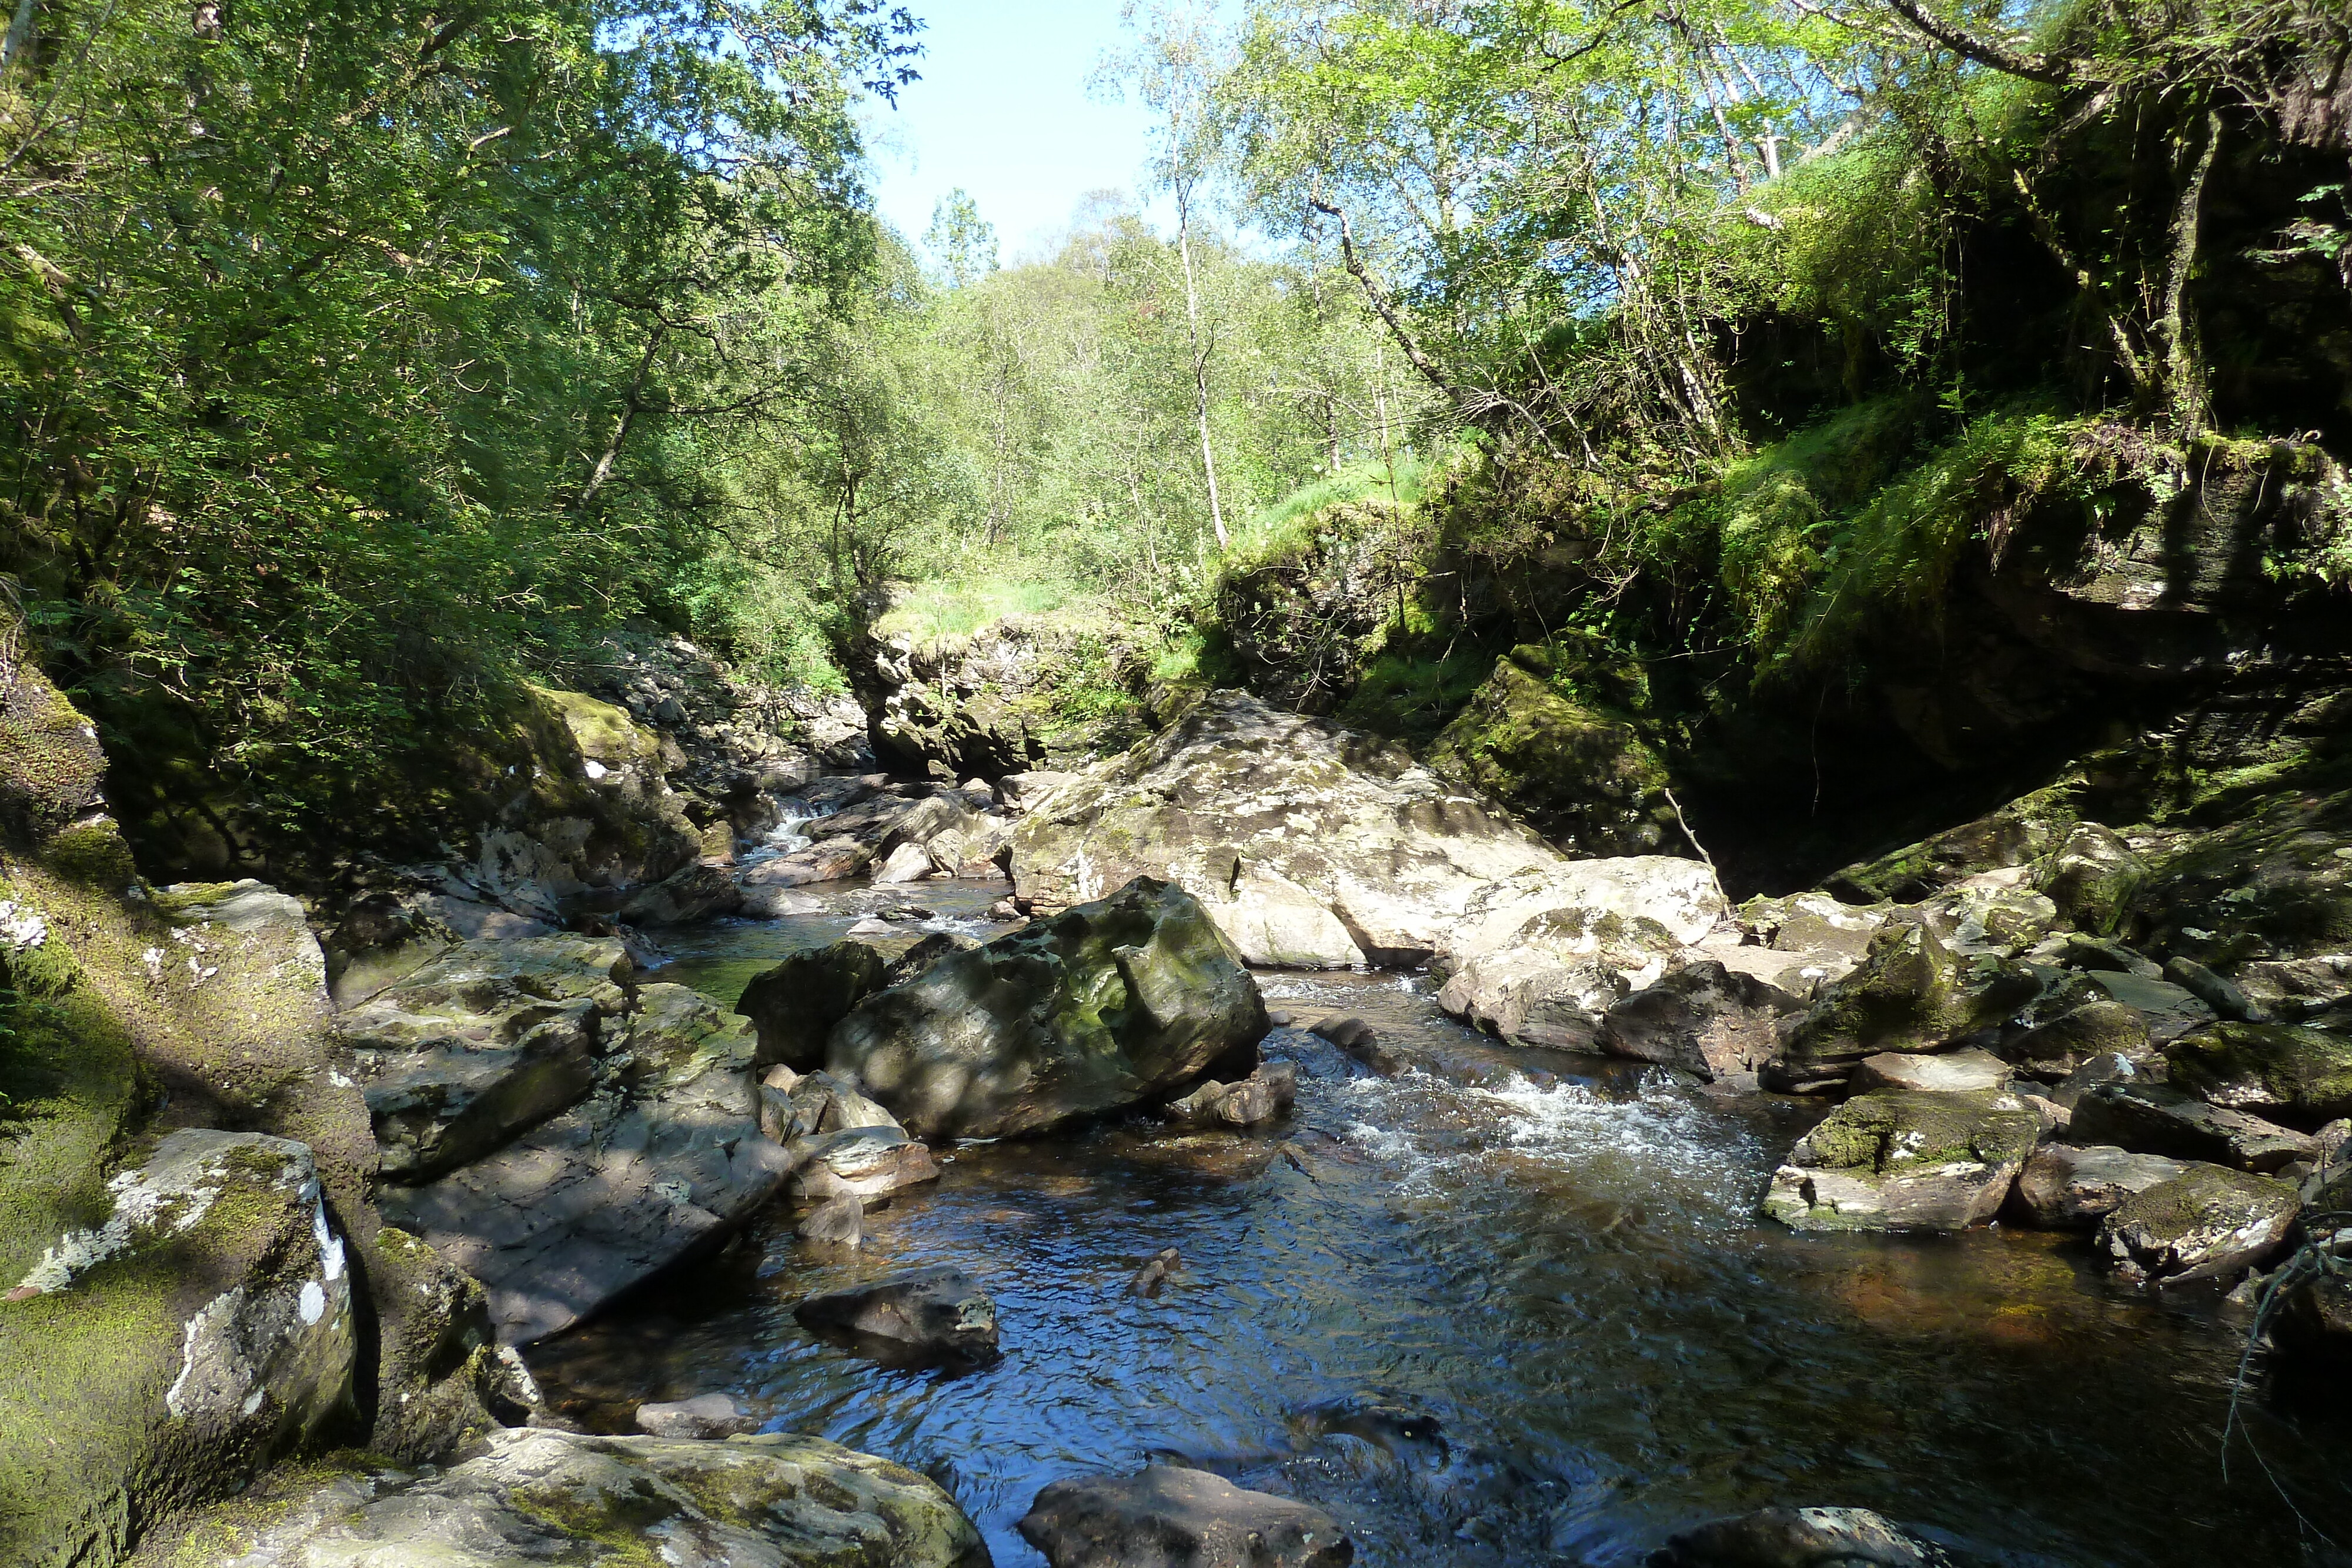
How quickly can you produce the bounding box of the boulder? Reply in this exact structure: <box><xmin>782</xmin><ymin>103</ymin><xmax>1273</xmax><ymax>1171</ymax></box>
<box><xmin>634</xmin><ymin>1391</ymin><xmax>757</xmax><ymax>1439</ymax></box>
<box><xmin>1650</xmin><ymin>1506</ymin><xmax>1960</xmax><ymax>1567</ymax></box>
<box><xmin>2012</xmin><ymin>1144</ymin><xmax>2190</xmax><ymax>1228</ymax></box>
<box><xmin>734</xmin><ymin>940</ymin><xmax>890</xmax><ymax>1072</ymax></box>
<box><xmin>794</xmin><ymin>1266</ymin><xmax>999</xmax><ymax>1360</ymax></box>
<box><xmin>1436</xmin><ymin>861</ymin><xmax>1725</xmax><ymax>1051</ymax></box>
<box><xmin>1847</xmin><ymin>1047</ymin><xmax>2013</xmax><ymax>1095</ymax></box>
<box><xmin>1999</xmin><ymin>999</ymin><xmax>2152</xmax><ymax>1076</ymax></box>
<box><xmin>1163</xmin><ymin>1063</ymin><xmax>1299</xmax><ymax>1127</ymax></box>
<box><xmin>787</xmin><ymin>1126</ymin><xmax>940</xmax><ymax>1203</ymax></box>
<box><xmin>1128</xmin><ymin>1248</ymin><xmax>1182</xmax><ymax>1298</ymax></box>
<box><xmin>1008</xmin><ymin>689</ymin><xmax>1672</xmax><ymax>968</ymax></box>
<box><xmin>2083</xmin><ymin>969</ymin><xmax>2214</xmax><ymax>1041</ymax></box>
<box><xmin>1599</xmin><ymin>962</ymin><xmax>1804</xmax><ymax>1079</ymax></box>
<box><xmin>997</xmin><ymin>770</ymin><xmax>1080</xmax><ymax>814</ymax></box>
<box><xmin>1828</xmin><ymin>784</ymin><xmax>2079</xmax><ymax>904</ymax></box>
<box><xmin>739</xmin><ymin>834</ymin><xmax>875</xmax><ymax>886</ymax></box>
<box><xmin>1424</xmin><ymin>641</ymin><xmax>1674</xmax><ymax>857</ymax></box>
<box><xmin>379</xmin><ymin>987</ymin><xmax>790</xmax><ymax>1343</ymax></box>
<box><xmin>827</xmin><ymin>878</ymin><xmax>1267</xmax><ymax>1140</ymax></box>
<box><xmin>2097</xmin><ymin>1164</ymin><xmax>2300</xmax><ymax>1283</ymax></box>
<box><xmin>1310</xmin><ymin>1014</ymin><xmax>1405</xmax><ymax>1074</ymax></box>
<box><xmin>612</xmin><ymin>860</ymin><xmax>741</xmax><ymax>925</ymax></box>
<box><xmin>2165</xmin><ymin>1022</ymin><xmax>2352</xmax><ymax>1128</ymax></box>
<box><xmin>1918</xmin><ymin>876</ymin><xmax>2059</xmax><ymax>954</ymax></box>
<box><xmin>2034</xmin><ymin>821</ymin><xmax>2147</xmax><ymax>934</ymax></box>
<box><xmin>799</xmin><ymin>1192</ymin><xmax>866</xmax><ymax>1247</ymax></box>
<box><xmin>1768</xmin><ymin>922</ymin><xmax>2036</xmax><ymax>1092</ymax></box>
<box><xmin>886</xmin><ymin>930</ymin><xmax>982</xmax><ymax>987</ymax></box>
<box><xmin>756</xmin><ymin>1064</ymin><xmax>900</xmax><ymax>1143</ymax></box>
<box><xmin>875</xmin><ymin>840</ymin><xmax>941</xmax><ymax>884</ymax></box>
<box><xmin>152</xmin><ymin>1427</ymin><xmax>990</xmax><ymax>1567</ymax></box>
<box><xmin>1762</xmin><ymin>1089</ymin><xmax>2041</xmax><ymax>1231</ymax></box>
<box><xmin>1017</xmin><ymin>1464</ymin><xmax>1354</xmax><ymax>1568</ymax></box>
<box><xmin>2</xmin><ymin>1131</ymin><xmax>358</xmax><ymax>1566</ymax></box>
<box><xmin>2163</xmin><ymin>957</ymin><xmax>2264</xmax><ymax>1021</ymax></box>
<box><xmin>2069</xmin><ymin>1081</ymin><xmax>2315</xmax><ymax>1173</ymax></box>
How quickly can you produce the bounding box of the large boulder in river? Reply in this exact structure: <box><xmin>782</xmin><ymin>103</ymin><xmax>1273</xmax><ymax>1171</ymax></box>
<box><xmin>1597</xmin><ymin>961</ymin><xmax>1803</xmax><ymax>1079</ymax></box>
<box><xmin>1018</xmin><ymin>1463</ymin><xmax>1354</xmax><ymax>1568</ymax></box>
<box><xmin>1762</xmin><ymin>1089</ymin><xmax>2040</xmax><ymax>1232</ymax></box>
<box><xmin>2</xmin><ymin>1131</ymin><xmax>358</xmax><ymax>1568</ymax></box>
<box><xmin>149</xmin><ymin>1427</ymin><xmax>991</xmax><ymax>1567</ymax></box>
<box><xmin>1008</xmin><ymin>689</ymin><xmax>1641</xmax><ymax>967</ymax></box>
<box><xmin>2011</xmin><ymin>1143</ymin><xmax>2189</xmax><ymax>1228</ymax></box>
<box><xmin>380</xmin><ymin>984</ymin><xmax>791</xmax><ymax>1343</ymax></box>
<box><xmin>735</xmin><ymin>939</ymin><xmax>890</xmax><ymax>1071</ymax></box>
<box><xmin>2164</xmin><ymin>1021</ymin><xmax>2352</xmax><ymax>1128</ymax></box>
<box><xmin>826</xmin><ymin>877</ymin><xmax>1266</xmax><ymax>1140</ymax></box>
<box><xmin>1434</xmin><ymin>860</ymin><xmax>1727</xmax><ymax>1051</ymax></box>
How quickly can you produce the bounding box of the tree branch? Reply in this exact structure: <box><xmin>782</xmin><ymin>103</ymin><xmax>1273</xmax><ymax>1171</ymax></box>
<box><xmin>1877</xmin><ymin>0</ymin><xmax>2075</xmax><ymax>84</ymax></box>
<box><xmin>1307</xmin><ymin>198</ymin><xmax>1456</xmax><ymax>403</ymax></box>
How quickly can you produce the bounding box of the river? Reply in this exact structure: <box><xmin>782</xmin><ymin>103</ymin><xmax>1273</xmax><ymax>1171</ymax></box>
<box><xmin>527</xmin><ymin>881</ymin><xmax>2352</xmax><ymax>1566</ymax></box>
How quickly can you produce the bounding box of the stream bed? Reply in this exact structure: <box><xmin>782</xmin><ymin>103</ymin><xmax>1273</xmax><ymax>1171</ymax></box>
<box><xmin>531</xmin><ymin>881</ymin><xmax>2352</xmax><ymax>1566</ymax></box>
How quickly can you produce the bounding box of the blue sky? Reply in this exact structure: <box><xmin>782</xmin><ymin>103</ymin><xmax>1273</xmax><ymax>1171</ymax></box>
<box><xmin>862</xmin><ymin>0</ymin><xmax>1168</xmax><ymax>261</ymax></box>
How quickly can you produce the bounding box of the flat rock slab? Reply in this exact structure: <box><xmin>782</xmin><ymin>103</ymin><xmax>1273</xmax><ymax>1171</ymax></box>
<box><xmin>2013</xmin><ymin>1144</ymin><xmax>2190</xmax><ymax>1228</ymax></box>
<box><xmin>794</xmin><ymin>1266</ymin><xmax>999</xmax><ymax>1360</ymax></box>
<box><xmin>787</xmin><ymin>1125</ymin><xmax>940</xmax><ymax>1203</ymax></box>
<box><xmin>2069</xmin><ymin>1081</ymin><xmax>2314</xmax><ymax>1173</ymax></box>
<box><xmin>2099</xmin><ymin>1163</ymin><xmax>2300</xmax><ymax>1284</ymax></box>
<box><xmin>1018</xmin><ymin>1464</ymin><xmax>1354</xmax><ymax>1567</ymax></box>
<box><xmin>381</xmin><ymin>991</ymin><xmax>789</xmax><ymax>1343</ymax></box>
<box><xmin>1848</xmin><ymin>1047</ymin><xmax>2013</xmax><ymax>1095</ymax></box>
<box><xmin>166</xmin><ymin>1427</ymin><xmax>990</xmax><ymax>1567</ymax></box>
<box><xmin>2087</xmin><ymin>970</ymin><xmax>2216</xmax><ymax>1042</ymax></box>
<box><xmin>1653</xmin><ymin>1506</ymin><xmax>1959</xmax><ymax>1567</ymax></box>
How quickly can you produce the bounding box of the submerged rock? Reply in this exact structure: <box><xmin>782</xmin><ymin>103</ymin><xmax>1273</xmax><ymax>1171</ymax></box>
<box><xmin>1018</xmin><ymin>1463</ymin><xmax>1354</xmax><ymax>1568</ymax></box>
<box><xmin>827</xmin><ymin>877</ymin><xmax>1266</xmax><ymax>1140</ymax></box>
<box><xmin>1651</xmin><ymin>1505</ymin><xmax>1960</xmax><ymax>1567</ymax></box>
<box><xmin>2012</xmin><ymin>1144</ymin><xmax>2189</xmax><ymax>1228</ymax></box>
<box><xmin>162</xmin><ymin>1427</ymin><xmax>990</xmax><ymax>1567</ymax></box>
<box><xmin>794</xmin><ymin>1266</ymin><xmax>999</xmax><ymax>1360</ymax></box>
<box><xmin>2097</xmin><ymin>1164</ymin><xmax>2300</xmax><ymax>1283</ymax></box>
<box><xmin>1163</xmin><ymin>1062</ymin><xmax>1299</xmax><ymax>1127</ymax></box>
<box><xmin>1762</xmin><ymin>1090</ymin><xmax>2040</xmax><ymax>1232</ymax></box>
<box><xmin>798</xmin><ymin>1192</ymin><xmax>865</xmax><ymax>1248</ymax></box>
<box><xmin>634</xmin><ymin>1391</ymin><xmax>756</xmax><ymax>1439</ymax></box>
<box><xmin>1311</xmin><ymin>1014</ymin><xmax>1406</xmax><ymax>1074</ymax></box>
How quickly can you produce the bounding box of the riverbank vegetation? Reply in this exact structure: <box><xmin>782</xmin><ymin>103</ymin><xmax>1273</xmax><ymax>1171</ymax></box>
<box><xmin>1</xmin><ymin>0</ymin><xmax>2344</xmax><ymax>877</ymax></box>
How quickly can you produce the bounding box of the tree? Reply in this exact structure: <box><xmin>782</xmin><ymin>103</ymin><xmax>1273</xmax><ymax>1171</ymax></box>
<box><xmin>925</xmin><ymin>188</ymin><xmax>1001</xmax><ymax>287</ymax></box>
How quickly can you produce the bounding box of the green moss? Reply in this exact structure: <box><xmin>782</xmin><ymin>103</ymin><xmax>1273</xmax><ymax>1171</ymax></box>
<box><xmin>2167</xmin><ymin>1023</ymin><xmax>2352</xmax><ymax>1125</ymax></box>
<box><xmin>510</xmin><ymin>1475</ymin><xmax>680</xmax><ymax>1566</ymax></box>
<box><xmin>1802</xmin><ymin>1089</ymin><xmax>2040</xmax><ymax>1175</ymax></box>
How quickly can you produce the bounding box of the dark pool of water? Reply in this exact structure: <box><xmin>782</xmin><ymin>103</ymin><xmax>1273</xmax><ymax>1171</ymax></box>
<box><xmin>543</xmin><ymin>892</ymin><xmax>2352</xmax><ymax>1566</ymax></box>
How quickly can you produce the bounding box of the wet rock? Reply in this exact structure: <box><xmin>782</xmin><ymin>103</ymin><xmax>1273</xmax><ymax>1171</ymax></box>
<box><xmin>2083</xmin><ymin>969</ymin><xmax>2214</xmax><ymax>1042</ymax></box>
<box><xmin>787</xmin><ymin>1126</ymin><xmax>940</xmax><ymax>1203</ymax></box>
<box><xmin>1018</xmin><ymin>1463</ymin><xmax>1354</xmax><ymax>1568</ymax></box>
<box><xmin>739</xmin><ymin>834</ymin><xmax>875</xmax><ymax>886</ymax></box>
<box><xmin>1598</xmin><ymin>961</ymin><xmax>1803</xmax><ymax>1080</ymax></box>
<box><xmin>3</xmin><ymin>1130</ymin><xmax>358</xmax><ymax>1563</ymax></box>
<box><xmin>1437</xmin><ymin>861</ymin><xmax>1721</xmax><ymax>1052</ymax></box>
<box><xmin>1297</xmin><ymin>1399</ymin><xmax>1445</xmax><ymax>1457</ymax></box>
<box><xmin>1010</xmin><ymin>689</ymin><xmax>1709</xmax><ymax>969</ymax></box>
<box><xmin>2012</xmin><ymin>1144</ymin><xmax>2189</xmax><ymax>1228</ymax></box>
<box><xmin>166</xmin><ymin>1427</ymin><xmax>990</xmax><ymax>1567</ymax></box>
<box><xmin>2069</xmin><ymin>1081</ymin><xmax>2316</xmax><ymax>1173</ymax></box>
<box><xmin>757</xmin><ymin>1063</ymin><xmax>900</xmax><ymax>1142</ymax></box>
<box><xmin>734</xmin><ymin>939</ymin><xmax>890</xmax><ymax>1072</ymax></box>
<box><xmin>2064</xmin><ymin>934</ymin><xmax>2163</xmax><ymax>977</ymax></box>
<box><xmin>827</xmin><ymin>878</ymin><xmax>1266</xmax><ymax>1140</ymax></box>
<box><xmin>2035</xmin><ymin>821</ymin><xmax>2148</xmax><ymax>935</ymax></box>
<box><xmin>794</xmin><ymin>1266</ymin><xmax>999</xmax><ymax>1359</ymax></box>
<box><xmin>380</xmin><ymin>988</ymin><xmax>790</xmax><ymax>1343</ymax></box>
<box><xmin>1128</xmin><ymin>1248</ymin><xmax>1181</xmax><ymax>1297</ymax></box>
<box><xmin>1847</xmin><ymin>1047</ymin><xmax>2013</xmax><ymax>1095</ymax></box>
<box><xmin>799</xmin><ymin>1192</ymin><xmax>865</xmax><ymax>1247</ymax></box>
<box><xmin>346</xmin><ymin>994</ymin><xmax>600</xmax><ymax>1185</ymax></box>
<box><xmin>2165</xmin><ymin>1021</ymin><xmax>2352</xmax><ymax>1128</ymax></box>
<box><xmin>1650</xmin><ymin>1505</ymin><xmax>1960</xmax><ymax>1567</ymax></box>
<box><xmin>1919</xmin><ymin>875</ymin><xmax>2061</xmax><ymax>954</ymax></box>
<box><xmin>1308</xmin><ymin>1014</ymin><xmax>1404</xmax><ymax>1073</ymax></box>
<box><xmin>1762</xmin><ymin>1089</ymin><xmax>2041</xmax><ymax>1232</ymax></box>
<box><xmin>2000</xmin><ymin>999</ymin><xmax>2153</xmax><ymax>1076</ymax></box>
<box><xmin>613</xmin><ymin>859</ymin><xmax>742</xmax><ymax>925</ymax></box>
<box><xmin>634</xmin><ymin>1391</ymin><xmax>757</xmax><ymax>1439</ymax></box>
<box><xmin>1164</xmin><ymin>1062</ymin><xmax>1299</xmax><ymax>1126</ymax></box>
<box><xmin>2099</xmin><ymin>1164</ymin><xmax>2300</xmax><ymax>1283</ymax></box>
<box><xmin>737</xmin><ymin>884</ymin><xmax>823</xmax><ymax>920</ymax></box>
<box><xmin>997</xmin><ymin>770</ymin><xmax>1080</xmax><ymax>814</ymax></box>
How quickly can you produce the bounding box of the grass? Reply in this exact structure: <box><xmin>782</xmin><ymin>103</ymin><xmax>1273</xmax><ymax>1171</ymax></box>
<box><xmin>1229</xmin><ymin>457</ymin><xmax>1434</xmax><ymax>564</ymax></box>
<box><xmin>874</xmin><ymin>576</ymin><xmax>1080</xmax><ymax>646</ymax></box>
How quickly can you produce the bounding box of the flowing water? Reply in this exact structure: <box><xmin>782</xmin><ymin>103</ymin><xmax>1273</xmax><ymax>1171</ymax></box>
<box><xmin>536</xmin><ymin>882</ymin><xmax>2352</xmax><ymax>1566</ymax></box>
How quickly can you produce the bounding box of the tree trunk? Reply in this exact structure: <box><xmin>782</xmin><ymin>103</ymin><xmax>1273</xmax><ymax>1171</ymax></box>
<box><xmin>1175</xmin><ymin>182</ymin><xmax>1228</xmax><ymax>551</ymax></box>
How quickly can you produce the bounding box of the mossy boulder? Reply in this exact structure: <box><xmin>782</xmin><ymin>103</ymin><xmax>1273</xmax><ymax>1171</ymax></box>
<box><xmin>2097</xmin><ymin>1163</ymin><xmax>2299</xmax><ymax>1283</ymax></box>
<box><xmin>1826</xmin><ymin>783</ymin><xmax>2079</xmax><ymax>904</ymax></box>
<box><xmin>2034</xmin><ymin>822</ymin><xmax>2147</xmax><ymax>935</ymax></box>
<box><xmin>2165</xmin><ymin>1022</ymin><xmax>2352</xmax><ymax>1129</ymax></box>
<box><xmin>2131</xmin><ymin>780</ymin><xmax>2352</xmax><ymax>968</ymax></box>
<box><xmin>0</xmin><ymin>1131</ymin><xmax>358</xmax><ymax>1568</ymax></box>
<box><xmin>141</xmin><ymin>1427</ymin><xmax>990</xmax><ymax>1567</ymax></box>
<box><xmin>1762</xmin><ymin>1089</ymin><xmax>2041</xmax><ymax>1231</ymax></box>
<box><xmin>1768</xmin><ymin>922</ymin><xmax>2043</xmax><ymax>1091</ymax></box>
<box><xmin>1426</xmin><ymin>641</ymin><xmax>1674</xmax><ymax>856</ymax></box>
<box><xmin>2069</xmin><ymin>1080</ymin><xmax>2314</xmax><ymax>1172</ymax></box>
<box><xmin>828</xmin><ymin>877</ymin><xmax>1267</xmax><ymax>1140</ymax></box>
<box><xmin>1999</xmin><ymin>999</ymin><xmax>2153</xmax><ymax>1076</ymax></box>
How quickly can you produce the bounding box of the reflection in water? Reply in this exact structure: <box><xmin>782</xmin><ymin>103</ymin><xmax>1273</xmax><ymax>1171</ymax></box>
<box><xmin>537</xmin><ymin>902</ymin><xmax>2352</xmax><ymax>1566</ymax></box>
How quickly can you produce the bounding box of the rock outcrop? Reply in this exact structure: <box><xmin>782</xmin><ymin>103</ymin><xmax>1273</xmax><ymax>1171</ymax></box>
<box><xmin>827</xmin><ymin>877</ymin><xmax>1267</xmax><ymax>1139</ymax></box>
<box><xmin>1018</xmin><ymin>1464</ymin><xmax>1354</xmax><ymax>1568</ymax></box>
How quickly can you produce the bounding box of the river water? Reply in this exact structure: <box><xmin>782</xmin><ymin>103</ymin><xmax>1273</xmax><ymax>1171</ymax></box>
<box><xmin>531</xmin><ymin>881</ymin><xmax>2352</xmax><ymax>1566</ymax></box>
